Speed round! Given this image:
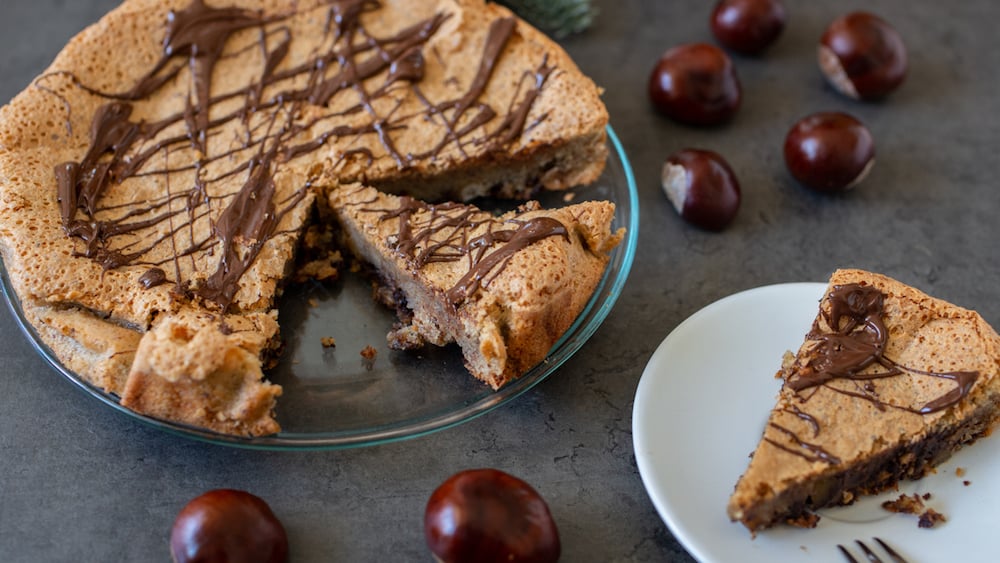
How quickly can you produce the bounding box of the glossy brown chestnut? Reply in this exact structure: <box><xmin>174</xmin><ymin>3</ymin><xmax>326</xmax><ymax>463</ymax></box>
<box><xmin>424</xmin><ymin>468</ymin><xmax>560</xmax><ymax>563</ymax></box>
<box><xmin>710</xmin><ymin>0</ymin><xmax>787</xmax><ymax>54</ymax></box>
<box><xmin>661</xmin><ymin>149</ymin><xmax>741</xmax><ymax>231</ymax></box>
<box><xmin>170</xmin><ymin>489</ymin><xmax>288</xmax><ymax>563</ymax></box>
<box><xmin>819</xmin><ymin>12</ymin><xmax>907</xmax><ymax>100</ymax></box>
<box><xmin>648</xmin><ymin>43</ymin><xmax>742</xmax><ymax>126</ymax></box>
<box><xmin>783</xmin><ymin>112</ymin><xmax>875</xmax><ymax>193</ymax></box>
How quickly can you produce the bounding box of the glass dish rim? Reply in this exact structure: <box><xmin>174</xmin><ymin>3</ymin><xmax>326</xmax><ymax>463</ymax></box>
<box><xmin>0</xmin><ymin>124</ymin><xmax>639</xmax><ymax>450</ymax></box>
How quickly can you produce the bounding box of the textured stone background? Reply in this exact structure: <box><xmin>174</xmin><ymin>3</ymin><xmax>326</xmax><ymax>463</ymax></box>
<box><xmin>1</xmin><ymin>1</ymin><xmax>998</xmax><ymax>561</ymax></box>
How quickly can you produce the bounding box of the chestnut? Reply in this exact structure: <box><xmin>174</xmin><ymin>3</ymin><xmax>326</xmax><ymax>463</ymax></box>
<box><xmin>648</xmin><ymin>43</ymin><xmax>742</xmax><ymax>126</ymax></box>
<box><xmin>710</xmin><ymin>0</ymin><xmax>787</xmax><ymax>54</ymax></box>
<box><xmin>783</xmin><ymin>112</ymin><xmax>875</xmax><ymax>193</ymax></box>
<box><xmin>819</xmin><ymin>12</ymin><xmax>907</xmax><ymax>100</ymax></box>
<box><xmin>424</xmin><ymin>468</ymin><xmax>560</xmax><ymax>563</ymax></box>
<box><xmin>170</xmin><ymin>489</ymin><xmax>288</xmax><ymax>563</ymax></box>
<box><xmin>661</xmin><ymin>149</ymin><xmax>741</xmax><ymax>231</ymax></box>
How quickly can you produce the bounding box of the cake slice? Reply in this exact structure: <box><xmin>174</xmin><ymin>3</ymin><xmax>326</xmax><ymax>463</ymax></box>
<box><xmin>728</xmin><ymin>269</ymin><xmax>1000</xmax><ymax>532</ymax></box>
<box><xmin>329</xmin><ymin>184</ymin><xmax>623</xmax><ymax>389</ymax></box>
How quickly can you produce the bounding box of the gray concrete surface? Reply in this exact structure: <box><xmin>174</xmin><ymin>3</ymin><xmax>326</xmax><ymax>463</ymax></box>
<box><xmin>1</xmin><ymin>1</ymin><xmax>998</xmax><ymax>561</ymax></box>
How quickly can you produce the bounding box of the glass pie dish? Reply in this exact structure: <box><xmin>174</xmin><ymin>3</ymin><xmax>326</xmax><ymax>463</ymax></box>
<box><xmin>1</xmin><ymin>126</ymin><xmax>638</xmax><ymax>450</ymax></box>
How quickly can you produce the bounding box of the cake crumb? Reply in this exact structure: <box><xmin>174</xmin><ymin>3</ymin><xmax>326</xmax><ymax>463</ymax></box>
<box><xmin>298</xmin><ymin>259</ymin><xmax>339</xmax><ymax>282</ymax></box>
<box><xmin>883</xmin><ymin>493</ymin><xmax>948</xmax><ymax>529</ymax></box>
<box><xmin>882</xmin><ymin>493</ymin><xmax>925</xmax><ymax>515</ymax></box>
<box><xmin>321</xmin><ymin>337</ymin><xmax>336</xmax><ymax>348</ymax></box>
<box><xmin>918</xmin><ymin>508</ymin><xmax>947</xmax><ymax>528</ymax></box>
<box><xmin>562</xmin><ymin>191</ymin><xmax>576</xmax><ymax>203</ymax></box>
<box><xmin>308</xmin><ymin>298</ymin><xmax>319</xmax><ymax>308</ymax></box>
<box><xmin>360</xmin><ymin>344</ymin><xmax>377</xmax><ymax>370</ymax></box>
<box><xmin>777</xmin><ymin>351</ymin><xmax>796</xmax><ymax>378</ymax></box>
<box><xmin>955</xmin><ymin>467</ymin><xmax>966</xmax><ymax>477</ymax></box>
<box><xmin>292</xmin><ymin>225</ymin><xmax>342</xmax><ymax>283</ymax></box>
<box><xmin>963</xmin><ymin>480</ymin><xmax>971</xmax><ymax>486</ymax></box>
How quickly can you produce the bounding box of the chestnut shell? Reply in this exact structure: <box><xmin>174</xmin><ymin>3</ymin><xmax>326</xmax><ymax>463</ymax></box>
<box><xmin>662</xmin><ymin>148</ymin><xmax>741</xmax><ymax>231</ymax></box>
<box><xmin>710</xmin><ymin>0</ymin><xmax>787</xmax><ymax>54</ymax></box>
<box><xmin>170</xmin><ymin>489</ymin><xmax>288</xmax><ymax>563</ymax></box>
<box><xmin>648</xmin><ymin>43</ymin><xmax>742</xmax><ymax>126</ymax></box>
<box><xmin>819</xmin><ymin>12</ymin><xmax>908</xmax><ymax>100</ymax></box>
<box><xmin>424</xmin><ymin>469</ymin><xmax>560</xmax><ymax>563</ymax></box>
<box><xmin>783</xmin><ymin>112</ymin><xmax>875</xmax><ymax>193</ymax></box>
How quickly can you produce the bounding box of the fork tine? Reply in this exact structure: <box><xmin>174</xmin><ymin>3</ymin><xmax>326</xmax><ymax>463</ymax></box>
<box><xmin>872</xmin><ymin>537</ymin><xmax>909</xmax><ymax>563</ymax></box>
<box><xmin>837</xmin><ymin>544</ymin><xmax>860</xmax><ymax>563</ymax></box>
<box><xmin>838</xmin><ymin>538</ymin><xmax>909</xmax><ymax>563</ymax></box>
<box><xmin>855</xmin><ymin>539</ymin><xmax>884</xmax><ymax>563</ymax></box>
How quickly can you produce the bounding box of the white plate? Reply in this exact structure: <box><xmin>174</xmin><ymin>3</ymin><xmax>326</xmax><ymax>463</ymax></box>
<box><xmin>633</xmin><ymin>283</ymin><xmax>1000</xmax><ymax>563</ymax></box>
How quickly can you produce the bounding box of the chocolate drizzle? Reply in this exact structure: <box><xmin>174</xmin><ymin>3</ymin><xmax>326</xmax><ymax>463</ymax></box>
<box><xmin>47</xmin><ymin>0</ymin><xmax>555</xmax><ymax>313</ymax></box>
<box><xmin>194</xmin><ymin>154</ymin><xmax>306</xmax><ymax>308</ymax></box>
<box><xmin>781</xmin><ymin>403</ymin><xmax>819</xmax><ymax>437</ymax></box>
<box><xmin>160</xmin><ymin>0</ymin><xmax>268</xmax><ymax>151</ymax></box>
<box><xmin>766</xmin><ymin>423</ymin><xmax>841</xmax><ymax>465</ymax></box>
<box><xmin>772</xmin><ymin>283</ymin><xmax>981</xmax><ymax>465</ymax></box>
<box><xmin>139</xmin><ymin>267</ymin><xmax>168</xmax><ymax>289</ymax></box>
<box><xmin>788</xmin><ymin>284</ymin><xmax>896</xmax><ymax>391</ymax></box>
<box><xmin>446</xmin><ymin>215</ymin><xmax>567</xmax><ymax>305</ymax></box>
<box><xmin>369</xmin><ymin>195</ymin><xmax>569</xmax><ymax>306</ymax></box>
<box><xmin>787</xmin><ymin>284</ymin><xmax>979</xmax><ymax>415</ymax></box>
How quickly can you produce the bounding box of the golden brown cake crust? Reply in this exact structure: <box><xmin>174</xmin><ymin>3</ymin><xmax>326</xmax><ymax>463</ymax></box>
<box><xmin>728</xmin><ymin>269</ymin><xmax>1000</xmax><ymax>532</ymax></box>
<box><xmin>0</xmin><ymin>0</ymin><xmax>613</xmax><ymax>435</ymax></box>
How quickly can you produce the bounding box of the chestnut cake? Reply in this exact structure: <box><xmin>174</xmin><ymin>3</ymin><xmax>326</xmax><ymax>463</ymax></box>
<box><xmin>0</xmin><ymin>0</ymin><xmax>618</xmax><ymax>435</ymax></box>
<box><xmin>331</xmin><ymin>184</ymin><xmax>621</xmax><ymax>390</ymax></box>
<box><xmin>728</xmin><ymin>269</ymin><xmax>1000</xmax><ymax>532</ymax></box>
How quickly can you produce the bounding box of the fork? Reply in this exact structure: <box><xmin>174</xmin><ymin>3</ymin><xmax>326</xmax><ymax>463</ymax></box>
<box><xmin>837</xmin><ymin>538</ymin><xmax>909</xmax><ymax>563</ymax></box>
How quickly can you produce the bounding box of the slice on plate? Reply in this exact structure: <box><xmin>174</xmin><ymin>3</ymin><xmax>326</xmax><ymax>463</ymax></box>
<box><xmin>330</xmin><ymin>184</ymin><xmax>623</xmax><ymax>389</ymax></box>
<box><xmin>728</xmin><ymin>268</ymin><xmax>1000</xmax><ymax>532</ymax></box>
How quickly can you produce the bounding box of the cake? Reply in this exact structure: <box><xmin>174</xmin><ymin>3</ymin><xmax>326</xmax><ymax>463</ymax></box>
<box><xmin>330</xmin><ymin>183</ymin><xmax>622</xmax><ymax>389</ymax></box>
<box><xmin>727</xmin><ymin>269</ymin><xmax>1000</xmax><ymax>532</ymax></box>
<box><xmin>0</xmin><ymin>0</ymin><xmax>617</xmax><ymax>435</ymax></box>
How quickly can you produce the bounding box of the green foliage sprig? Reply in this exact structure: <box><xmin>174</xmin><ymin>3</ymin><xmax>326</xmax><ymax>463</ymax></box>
<box><xmin>498</xmin><ymin>0</ymin><xmax>596</xmax><ymax>38</ymax></box>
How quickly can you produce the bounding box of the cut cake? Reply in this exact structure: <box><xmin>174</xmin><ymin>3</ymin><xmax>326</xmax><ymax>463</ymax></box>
<box><xmin>330</xmin><ymin>184</ymin><xmax>622</xmax><ymax>389</ymax></box>
<box><xmin>728</xmin><ymin>269</ymin><xmax>1000</xmax><ymax>532</ymax></box>
<box><xmin>0</xmin><ymin>0</ymin><xmax>617</xmax><ymax>435</ymax></box>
